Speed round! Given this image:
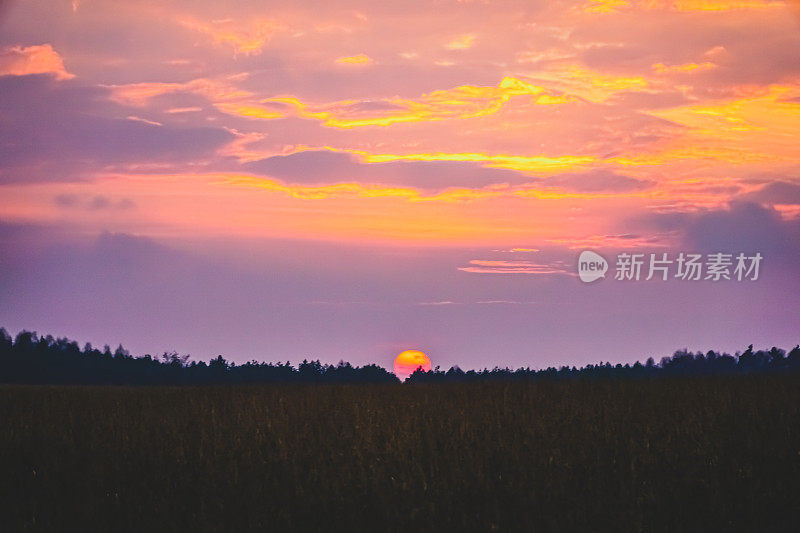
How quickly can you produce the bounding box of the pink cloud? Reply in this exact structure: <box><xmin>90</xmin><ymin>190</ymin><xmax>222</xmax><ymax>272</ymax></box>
<box><xmin>0</xmin><ymin>44</ymin><xmax>74</xmax><ymax>80</ymax></box>
<box><xmin>458</xmin><ymin>259</ymin><xmax>571</xmax><ymax>274</ymax></box>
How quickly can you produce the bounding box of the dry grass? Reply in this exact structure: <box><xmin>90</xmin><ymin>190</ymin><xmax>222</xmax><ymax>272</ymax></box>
<box><xmin>1</xmin><ymin>376</ymin><xmax>798</xmax><ymax>531</ymax></box>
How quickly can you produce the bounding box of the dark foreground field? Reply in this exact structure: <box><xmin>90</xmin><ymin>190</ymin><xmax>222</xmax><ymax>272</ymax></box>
<box><xmin>1</xmin><ymin>377</ymin><xmax>798</xmax><ymax>531</ymax></box>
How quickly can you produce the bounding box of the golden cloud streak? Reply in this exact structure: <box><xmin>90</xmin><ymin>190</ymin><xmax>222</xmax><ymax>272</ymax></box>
<box><xmin>586</xmin><ymin>0</ymin><xmax>786</xmax><ymax>11</ymax></box>
<box><xmin>335</xmin><ymin>54</ymin><xmax>373</xmax><ymax>65</ymax></box>
<box><xmin>646</xmin><ymin>85</ymin><xmax>800</xmax><ymax>160</ymax></box>
<box><xmin>237</xmin><ymin>77</ymin><xmax>576</xmax><ymax>128</ymax></box>
<box><xmin>652</xmin><ymin>0</ymin><xmax>786</xmax><ymax>11</ymax></box>
<box><xmin>652</xmin><ymin>62</ymin><xmax>717</xmax><ymax>74</ymax></box>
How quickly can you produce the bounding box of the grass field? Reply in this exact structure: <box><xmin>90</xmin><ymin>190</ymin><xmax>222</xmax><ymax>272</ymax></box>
<box><xmin>1</xmin><ymin>376</ymin><xmax>798</xmax><ymax>531</ymax></box>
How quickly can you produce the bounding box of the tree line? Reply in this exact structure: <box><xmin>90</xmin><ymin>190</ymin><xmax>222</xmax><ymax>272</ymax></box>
<box><xmin>0</xmin><ymin>328</ymin><xmax>798</xmax><ymax>385</ymax></box>
<box><xmin>406</xmin><ymin>345</ymin><xmax>800</xmax><ymax>383</ymax></box>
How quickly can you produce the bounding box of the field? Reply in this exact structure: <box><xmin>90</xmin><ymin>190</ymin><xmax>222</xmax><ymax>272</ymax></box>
<box><xmin>1</xmin><ymin>376</ymin><xmax>798</xmax><ymax>531</ymax></box>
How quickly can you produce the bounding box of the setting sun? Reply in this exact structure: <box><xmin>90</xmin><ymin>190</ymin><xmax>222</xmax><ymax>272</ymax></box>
<box><xmin>394</xmin><ymin>350</ymin><xmax>431</xmax><ymax>380</ymax></box>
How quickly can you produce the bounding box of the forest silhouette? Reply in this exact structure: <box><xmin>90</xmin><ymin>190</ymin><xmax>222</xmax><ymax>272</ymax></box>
<box><xmin>1</xmin><ymin>327</ymin><xmax>797</xmax><ymax>385</ymax></box>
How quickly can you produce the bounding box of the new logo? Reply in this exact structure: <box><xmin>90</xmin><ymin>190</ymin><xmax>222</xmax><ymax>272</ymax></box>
<box><xmin>578</xmin><ymin>250</ymin><xmax>608</xmax><ymax>283</ymax></box>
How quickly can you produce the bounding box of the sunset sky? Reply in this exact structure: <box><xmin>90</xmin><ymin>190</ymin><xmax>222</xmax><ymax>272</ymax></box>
<box><xmin>1</xmin><ymin>0</ymin><xmax>798</xmax><ymax>371</ymax></box>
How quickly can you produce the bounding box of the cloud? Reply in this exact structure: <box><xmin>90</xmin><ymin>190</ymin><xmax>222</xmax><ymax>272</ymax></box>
<box><xmin>527</xmin><ymin>64</ymin><xmax>647</xmax><ymax>101</ymax></box>
<box><xmin>650</xmin><ymin>0</ymin><xmax>787</xmax><ymax>12</ymax></box>
<box><xmin>458</xmin><ymin>259</ymin><xmax>571</xmax><ymax>274</ymax></box>
<box><xmin>127</xmin><ymin>115</ymin><xmax>163</xmax><ymax>127</ymax></box>
<box><xmin>639</xmin><ymin>201</ymin><xmax>800</xmax><ymax>261</ymax></box>
<box><xmin>0</xmin><ymin>75</ymin><xmax>233</xmax><ymax>183</ymax></box>
<box><xmin>538</xmin><ymin>169</ymin><xmax>655</xmax><ymax>192</ymax></box>
<box><xmin>237</xmin><ymin>150</ymin><xmax>666</xmax><ymax>198</ymax></box>
<box><xmin>0</xmin><ymin>44</ymin><xmax>74</xmax><ymax>80</ymax></box>
<box><xmin>335</xmin><ymin>54</ymin><xmax>373</xmax><ymax>65</ymax></box>
<box><xmin>476</xmin><ymin>299</ymin><xmax>537</xmax><ymax>305</ymax></box>
<box><xmin>739</xmin><ymin>181</ymin><xmax>800</xmax><ymax>205</ymax></box>
<box><xmin>583</xmin><ymin>0</ymin><xmax>630</xmax><ymax>14</ymax></box>
<box><xmin>219</xmin><ymin>76</ymin><xmax>574</xmax><ymax>128</ymax></box>
<box><xmin>326</xmin><ymin>148</ymin><xmax>594</xmax><ymax>174</ymax></box>
<box><xmin>165</xmin><ymin>107</ymin><xmax>203</xmax><ymax>114</ymax></box>
<box><xmin>54</xmin><ymin>194</ymin><xmax>136</xmax><ymax>210</ymax></box>
<box><xmin>652</xmin><ymin>61</ymin><xmax>716</xmax><ymax>74</ymax></box>
<box><xmin>108</xmin><ymin>78</ymin><xmax>250</xmax><ymax>108</ymax></box>
<box><xmin>547</xmin><ymin>233</ymin><xmax>673</xmax><ymax>249</ymax></box>
<box><xmin>179</xmin><ymin>18</ymin><xmax>280</xmax><ymax>55</ymax></box>
<box><xmin>606</xmin><ymin>90</ymin><xmax>690</xmax><ymax>109</ymax></box>
<box><xmin>573</xmin><ymin>4</ymin><xmax>800</xmax><ymax>90</ymax></box>
<box><xmin>242</xmin><ymin>149</ymin><xmax>530</xmax><ymax>190</ymax></box>
<box><xmin>445</xmin><ymin>34</ymin><xmax>476</xmax><ymax>50</ymax></box>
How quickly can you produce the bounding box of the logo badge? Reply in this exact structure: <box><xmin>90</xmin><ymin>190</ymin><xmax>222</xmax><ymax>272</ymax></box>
<box><xmin>578</xmin><ymin>250</ymin><xmax>608</xmax><ymax>283</ymax></box>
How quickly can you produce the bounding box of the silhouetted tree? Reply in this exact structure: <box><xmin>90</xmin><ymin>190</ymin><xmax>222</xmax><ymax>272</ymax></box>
<box><xmin>0</xmin><ymin>327</ymin><xmax>796</xmax><ymax>385</ymax></box>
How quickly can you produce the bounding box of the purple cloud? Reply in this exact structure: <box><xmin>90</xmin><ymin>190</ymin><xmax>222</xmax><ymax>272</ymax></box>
<box><xmin>0</xmin><ymin>75</ymin><xmax>233</xmax><ymax>183</ymax></box>
<box><xmin>242</xmin><ymin>149</ymin><xmax>529</xmax><ymax>190</ymax></box>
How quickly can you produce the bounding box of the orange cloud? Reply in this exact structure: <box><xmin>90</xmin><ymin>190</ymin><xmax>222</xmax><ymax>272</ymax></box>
<box><xmin>217</xmin><ymin>173</ymin><xmax>504</xmax><ymax>202</ymax></box>
<box><xmin>224</xmin><ymin>76</ymin><xmax>576</xmax><ymax>128</ymax></box>
<box><xmin>458</xmin><ymin>260</ymin><xmax>569</xmax><ymax>274</ymax></box>
<box><xmin>528</xmin><ymin>64</ymin><xmax>647</xmax><ymax>101</ymax></box>
<box><xmin>335</xmin><ymin>54</ymin><xmax>373</xmax><ymax>65</ymax></box>
<box><xmin>645</xmin><ymin>85</ymin><xmax>800</xmax><ymax>161</ymax></box>
<box><xmin>5</xmin><ymin>0</ymin><xmax>797</xmax><ymax>255</ymax></box>
<box><xmin>584</xmin><ymin>0</ymin><xmax>630</xmax><ymax>13</ymax></box>
<box><xmin>213</xmin><ymin>103</ymin><xmax>285</xmax><ymax>120</ymax></box>
<box><xmin>646</xmin><ymin>0</ymin><xmax>786</xmax><ymax>11</ymax></box>
<box><xmin>0</xmin><ymin>44</ymin><xmax>74</xmax><ymax>80</ymax></box>
<box><xmin>217</xmin><ymin>165</ymin><xmax>653</xmax><ymax>205</ymax></box>
<box><xmin>445</xmin><ymin>34</ymin><xmax>476</xmax><ymax>50</ymax></box>
<box><xmin>269</xmin><ymin>144</ymin><xmax>779</xmax><ymax>184</ymax></box>
<box><xmin>109</xmin><ymin>75</ymin><xmax>575</xmax><ymax>130</ymax></box>
<box><xmin>652</xmin><ymin>61</ymin><xmax>716</xmax><ymax>74</ymax></box>
<box><xmin>263</xmin><ymin>141</ymin><xmax>789</xmax><ymax>184</ymax></box>
<box><xmin>352</xmin><ymin>148</ymin><xmax>594</xmax><ymax>174</ymax></box>
<box><xmin>179</xmin><ymin>18</ymin><xmax>279</xmax><ymax>55</ymax></box>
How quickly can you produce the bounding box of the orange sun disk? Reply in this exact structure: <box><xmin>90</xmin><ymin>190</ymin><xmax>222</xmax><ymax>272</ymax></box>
<box><xmin>394</xmin><ymin>349</ymin><xmax>432</xmax><ymax>379</ymax></box>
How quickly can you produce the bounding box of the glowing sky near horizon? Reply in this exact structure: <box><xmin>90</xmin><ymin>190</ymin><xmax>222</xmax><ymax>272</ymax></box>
<box><xmin>0</xmin><ymin>0</ymin><xmax>798</xmax><ymax>370</ymax></box>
